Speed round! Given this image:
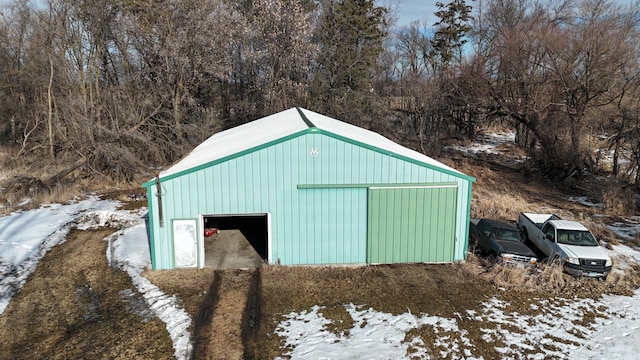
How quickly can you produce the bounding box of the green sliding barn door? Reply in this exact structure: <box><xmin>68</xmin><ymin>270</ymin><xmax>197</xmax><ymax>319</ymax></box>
<box><xmin>367</xmin><ymin>186</ymin><xmax>457</xmax><ymax>264</ymax></box>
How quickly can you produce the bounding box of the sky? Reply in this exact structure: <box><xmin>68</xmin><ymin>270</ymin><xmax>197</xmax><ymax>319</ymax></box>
<box><xmin>393</xmin><ymin>0</ymin><xmax>639</xmax><ymax>28</ymax></box>
<box><xmin>2</xmin><ymin>129</ymin><xmax>640</xmax><ymax>359</ymax></box>
<box><xmin>394</xmin><ymin>0</ymin><xmax>439</xmax><ymax>27</ymax></box>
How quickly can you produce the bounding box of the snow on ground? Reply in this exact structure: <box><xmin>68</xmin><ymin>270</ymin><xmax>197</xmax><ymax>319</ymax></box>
<box><xmin>275</xmin><ymin>304</ymin><xmax>470</xmax><ymax>359</ymax></box>
<box><xmin>105</xmin><ymin>219</ymin><xmax>193</xmax><ymax>360</ymax></box>
<box><xmin>1</xmin><ymin>198</ymin><xmax>640</xmax><ymax>359</ymax></box>
<box><xmin>571</xmin><ymin>288</ymin><xmax>640</xmax><ymax>360</ymax></box>
<box><xmin>448</xmin><ymin>132</ymin><xmax>526</xmax><ymax>164</ymax></box>
<box><xmin>0</xmin><ymin>198</ymin><xmax>193</xmax><ymax>360</ymax></box>
<box><xmin>608</xmin><ymin>217</ymin><xmax>640</xmax><ymax>241</ymax></box>
<box><xmin>0</xmin><ymin>196</ymin><xmax>119</xmax><ymax>313</ymax></box>
<box><xmin>568</xmin><ymin>196</ymin><xmax>604</xmax><ymax>209</ymax></box>
<box><xmin>275</xmin><ymin>278</ymin><xmax>640</xmax><ymax>359</ymax></box>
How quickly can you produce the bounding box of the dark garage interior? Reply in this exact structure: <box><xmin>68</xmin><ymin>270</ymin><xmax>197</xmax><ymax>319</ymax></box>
<box><xmin>203</xmin><ymin>214</ymin><xmax>268</xmax><ymax>267</ymax></box>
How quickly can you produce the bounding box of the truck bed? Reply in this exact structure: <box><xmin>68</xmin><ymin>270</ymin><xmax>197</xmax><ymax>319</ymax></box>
<box><xmin>520</xmin><ymin>212</ymin><xmax>561</xmax><ymax>229</ymax></box>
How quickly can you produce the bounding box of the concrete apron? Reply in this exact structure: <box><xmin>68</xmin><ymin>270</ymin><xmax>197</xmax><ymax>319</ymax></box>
<box><xmin>203</xmin><ymin>229</ymin><xmax>264</xmax><ymax>269</ymax></box>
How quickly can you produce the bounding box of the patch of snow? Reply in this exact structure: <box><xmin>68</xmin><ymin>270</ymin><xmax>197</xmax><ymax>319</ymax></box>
<box><xmin>448</xmin><ymin>132</ymin><xmax>526</xmax><ymax>164</ymax></box>
<box><xmin>568</xmin><ymin>196</ymin><xmax>603</xmax><ymax>209</ymax></box>
<box><xmin>107</xmin><ymin>221</ymin><xmax>194</xmax><ymax>360</ymax></box>
<box><xmin>0</xmin><ymin>199</ymin><xmax>193</xmax><ymax>360</ymax></box>
<box><xmin>274</xmin><ymin>242</ymin><xmax>640</xmax><ymax>358</ymax></box>
<box><xmin>0</xmin><ymin>196</ymin><xmax>119</xmax><ymax>313</ymax></box>
<box><xmin>275</xmin><ymin>303</ymin><xmax>474</xmax><ymax>359</ymax></box>
<box><xmin>77</xmin><ymin>210</ymin><xmax>194</xmax><ymax>360</ymax></box>
<box><xmin>605</xmin><ymin>243</ymin><xmax>640</xmax><ymax>272</ymax></box>
<box><xmin>478</xmin><ymin>296</ymin><xmax>602</xmax><ymax>358</ymax></box>
<box><xmin>595</xmin><ymin>148</ymin><xmax>632</xmax><ymax>166</ymax></box>
<box><xmin>570</xmin><ymin>288</ymin><xmax>640</xmax><ymax>359</ymax></box>
<box><xmin>608</xmin><ymin>217</ymin><xmax>640</xmax><ymax>241</ymax></box>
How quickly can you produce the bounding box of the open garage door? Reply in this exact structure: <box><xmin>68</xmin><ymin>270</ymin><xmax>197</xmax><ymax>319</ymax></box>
<box><xmin>201</xmin><ymin>214</ymin><xmax>269</xmax><ymax>269</ymax></box>
<box><xmin>367</xmin><ymin>186</ymin><xmax>457</xmax><ymax>264</ymax></box>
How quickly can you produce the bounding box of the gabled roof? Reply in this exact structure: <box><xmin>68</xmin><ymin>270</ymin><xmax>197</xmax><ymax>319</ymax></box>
<box><xmin>144</xmin><ymin>107</ymin><xmax>474</xmax><ymax>186</ymax></box>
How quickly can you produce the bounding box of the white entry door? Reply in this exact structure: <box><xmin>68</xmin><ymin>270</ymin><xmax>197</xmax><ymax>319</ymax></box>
<box><xmin>173</xmin><ymin>219</ymin><xmax>198</xmax><ymax>268</ymax></box>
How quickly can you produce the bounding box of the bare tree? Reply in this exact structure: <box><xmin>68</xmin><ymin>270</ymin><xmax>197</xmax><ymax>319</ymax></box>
<box><xmin>543</xmin><ymin>0</ymin><xmax>640</xmax><ymax>165</ymax></box>
<box><xmin>0</xmin><ymin>0</ymin><xmax>36</xmax><ymax>146</ymax></box>
<box><xmin>396</xmin><ymin>21</ymin><xmax>433</xmax><ymax>79</ymax></box>
<box><xmin>129</xmin><ymin>0</ymin><xmax>231</xmax><ymax>142</ymax></box>
<box><xmin>218</xmin><ymin>0</ymin><xmax>317</xmax><ymax>121</ymax></box>
<box><xmin>0</xmin><ymin>0</ymin><xmax>639</xmax><ymax>188</ymax></box>
<box><xmin>251</xmin><ymin>0</ymin><xmax>318</xmax><ymax>114</ymax></box>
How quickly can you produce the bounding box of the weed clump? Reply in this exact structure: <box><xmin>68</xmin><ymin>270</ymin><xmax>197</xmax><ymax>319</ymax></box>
<box><xmin>600</xmin><ymin>184</ymin><xmax>637</xmax><ymax>215</ymax></box>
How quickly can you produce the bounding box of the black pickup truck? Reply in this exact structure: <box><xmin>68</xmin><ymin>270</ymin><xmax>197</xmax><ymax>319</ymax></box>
<box><xmin>469</xmin><ymin>218</ymin><xmax>538</xmax><ymax>267</ymax></box>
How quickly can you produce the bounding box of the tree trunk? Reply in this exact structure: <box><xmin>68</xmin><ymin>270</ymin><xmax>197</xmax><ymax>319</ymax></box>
<box><xmin>569</xmin><ymin>113</ymin><xmax>581</xmax><ymax>161</ymax></box>
<box><xmin>47</xmin><ymin>56</ymin><xmax>54</xmax><ymax>158</ymax></box>
<box><xmin>174</xmin><ymin>74</ymin><xmax>183</xmax><ymax>139</ymax></box>
<box><xmin>44</xmin><ymin>157</ymin><xmax>86</xmax><ymax>188</ymax></box>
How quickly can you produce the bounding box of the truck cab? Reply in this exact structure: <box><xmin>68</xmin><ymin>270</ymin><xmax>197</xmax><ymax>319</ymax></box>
<box><xmin>469</xmin><ymin>218</ymin><xmax>538</xmax><ymax>267</ymax></box>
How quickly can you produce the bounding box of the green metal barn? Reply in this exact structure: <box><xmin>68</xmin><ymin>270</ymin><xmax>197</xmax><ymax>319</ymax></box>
<box><xmin>142</xmin><ymin>108</ymin><xmax>475</xmax><ymax>269</ymax></box>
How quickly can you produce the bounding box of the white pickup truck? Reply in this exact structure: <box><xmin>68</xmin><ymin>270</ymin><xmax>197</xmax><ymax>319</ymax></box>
<box><xmin>518</xmin><ymin>212</ymin><xmax>612</xmax><ymax>278</ymax></box>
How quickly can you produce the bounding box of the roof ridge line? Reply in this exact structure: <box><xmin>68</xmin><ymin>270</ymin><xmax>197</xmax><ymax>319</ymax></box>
<box><xmin>296</xmin><ymin>107</ymin><xmax>316</xmax><ymax>128</ymax></box>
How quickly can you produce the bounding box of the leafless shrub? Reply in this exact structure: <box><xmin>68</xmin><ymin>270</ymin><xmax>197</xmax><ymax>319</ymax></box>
<box><xmin>88</xmin><ymin>143</ymin><xmax>144</xmax><ymax>183</ymax></box>
<box><xmin>459</xmin><ymin>253</ymin><xmax>538</xmax><ymax>289</ymax></box>
<box><xmin>581</xmin><ymin>220</ymin><xmax>621</xmax><ymax>244</ymax></box>
<box><xmin>487</xmin><ymin>264</ymin><xmax>530</xmax><ymax>289</ymax></box>
<box><xmin>471</xmin><ymin>188</ymin><xmax>530</xmax><ymax>221</ymax></box>
<box><xmin>0</xmin><ymin>175</ymin><xmax>49</xmax><ymax>204</ymax></box>
<box><xmin>457</xmin><ymin>252</ymin><xmax>488</xmax><ymax>277</ymax></box>
<box><xmin>526</xmin><ymin>263</ymin><xmax>569</xmax><ymax>292</ymax></box>
<box><xmin>600</xmin><ymin>184</ymin><xmax>637</xmax><ymax>216</ymax></box>
<box><xmin>605</xmin><ymin>264</ymin><xmax>640</xmax><ymax>296</ymax></box>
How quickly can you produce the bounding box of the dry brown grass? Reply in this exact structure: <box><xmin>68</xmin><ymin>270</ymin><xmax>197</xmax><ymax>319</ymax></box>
<box><xmin>459</xmin><ymin>252</ymin><xmax>551</xmax><ymax>292</ymax></box>
<box><xmin>452</xmin><ymin>159</ymin><xmax>561</xmax><ymax>221</ymax></box>
<box><xmin>142</xmin><ymin>269</ymin><xmax>217</xmax><ymax>319</ymax></box>
<box><xmin>604</xmin><ymin>263</ymin><xmax>640</xmax><ymax>296</ymax></box>
<box><xmin>461</xmin><ymin>251</ymin><xmax>640</xmax><ymax>299</ymax></box>
<box><xmin>600</xmin><ymin>183</ymin><xmax>637</xmax><ymax>216</ymax></box>
<box><xmin>98</xmin><ymin>186</ymin><xmax>148</xmax><ymax>210</ymax></box>
<box><xmin>0</xmin><ymin>229</ymin><xmax>174</xmax><ymax>359</ymax></box>
<box><xmin>582</xmin><ymin>220</ymin><xmax>620</xmax><ymax>244</ymax></box>
<box><xmin>242</xmin><ymin>257</ymin><xmax>640</xmax><ymax>358</ymax></box>
<box><xmin>0</xmin><ymin>154</ymin><xmax>151</xmax><ymax>214</ymax></box>
<box><xmin>205</xmin><ymin>270</ymin><xmax>255</xmax><ymax>360</ymax></box>
<box><xmin>247</xmin><ymin>263</ymin><xmax>501</xmax><ymax>359</ymax></box>
<box><xmin>143</xmin><ymin>268</ymin><xmax>258</xmax><ymax>360</ymax></box>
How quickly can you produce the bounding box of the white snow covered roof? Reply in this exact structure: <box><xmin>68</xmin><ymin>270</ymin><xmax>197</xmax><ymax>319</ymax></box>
<box><xmin>157</xmin><ymin>107</ymin><xmax>467</xmax><ymax>180</ymax></box>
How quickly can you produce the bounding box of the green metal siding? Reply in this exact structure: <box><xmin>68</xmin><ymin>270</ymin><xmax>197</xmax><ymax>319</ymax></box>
<box><xmin>367</xmin><ymin>187</ymin><xmax>457</xmax><ymax>263</ymax></box>
<box><xmin>145</xmin><ymin>131</ymin><xmax>472</xmax><ymax>268</ymax></box>
<box><xmin>294</xmin><ymin>188</ymin><xmax>368</xmax><ymax>264</ymax></box>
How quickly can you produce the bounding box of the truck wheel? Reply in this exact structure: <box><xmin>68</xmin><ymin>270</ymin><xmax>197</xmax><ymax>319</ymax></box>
<box><xmin>487</xmin><ymin>251</ymin><xmax>498</xmax><ymax>264</ymax></box>
<box><xmin>521</xmin><ymin>228</ymin><xmax>529</xmax><ymax>245</ymax></box>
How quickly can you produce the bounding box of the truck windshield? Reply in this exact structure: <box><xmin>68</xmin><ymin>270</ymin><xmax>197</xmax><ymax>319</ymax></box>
<box><xmin>556</xmin><ymin>230</ymin><xmax>598</xmax><ymax>246</ymax></box>
<box><xmin>494</xmin><ymin>228</ymin><xmax>521</xmax><ymax>242</ymax></box>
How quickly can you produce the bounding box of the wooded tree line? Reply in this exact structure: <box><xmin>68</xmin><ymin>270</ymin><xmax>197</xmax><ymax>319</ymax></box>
<box><xmin>0</xmin><ymin>0</ymin><xmax>639</xmax><ymax>185</ymax></box>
